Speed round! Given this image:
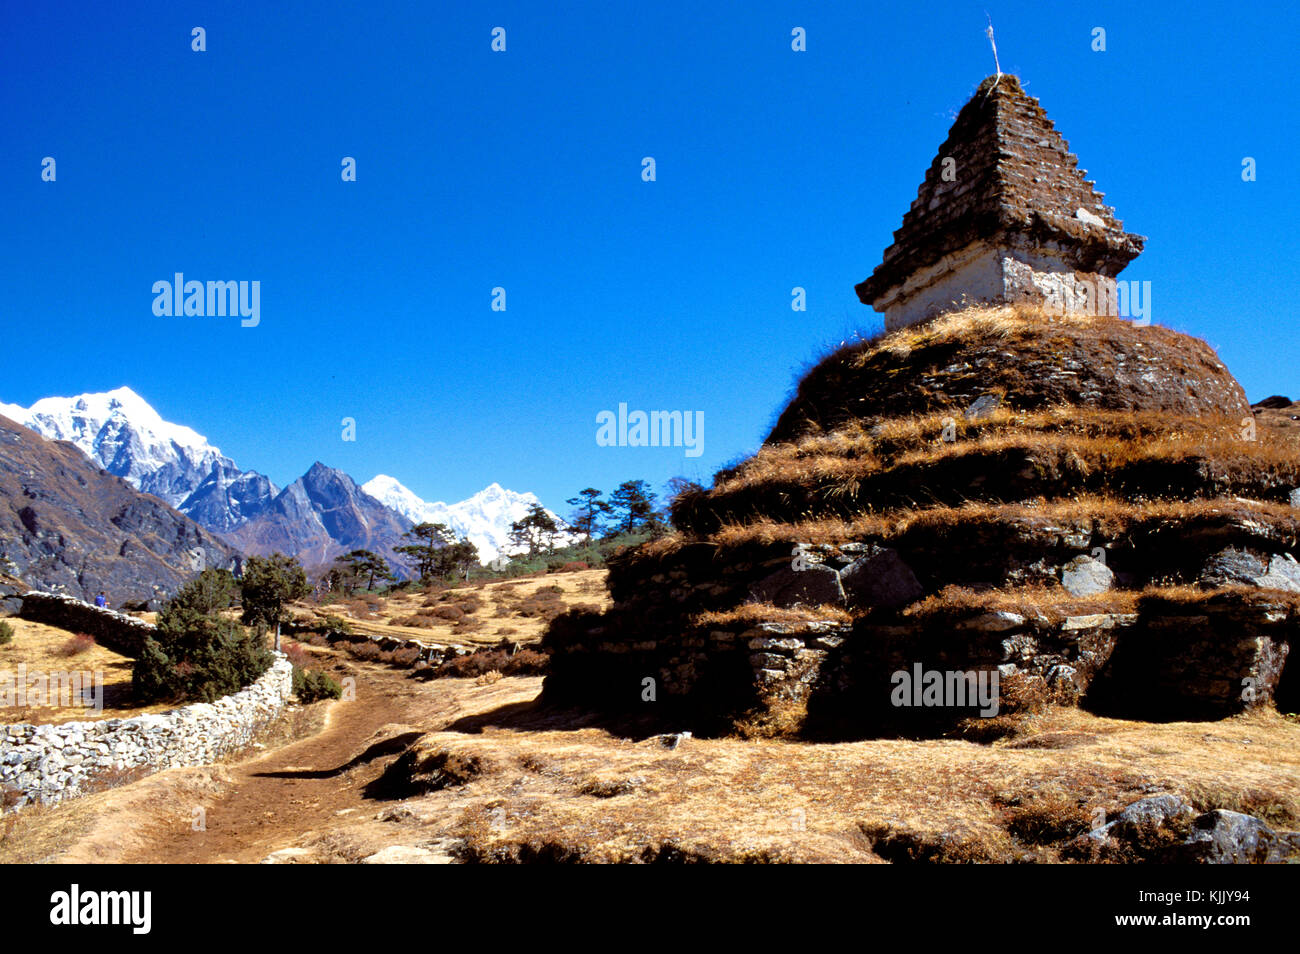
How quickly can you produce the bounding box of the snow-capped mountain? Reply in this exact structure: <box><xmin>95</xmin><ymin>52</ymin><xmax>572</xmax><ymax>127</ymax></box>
<box><xmin>362</xmin><ymin>476</ymin><xmax>575</xmax><ymax>562</ymax></box>
<box><xmin>0</xmin><ymin>387</ymin><xmax>276</xmax><ymax>531</ymax></box>
<box><xmin>0</xmin><ymin>388</ymin><xmax>573</xmax><ymax>566</ymax></box>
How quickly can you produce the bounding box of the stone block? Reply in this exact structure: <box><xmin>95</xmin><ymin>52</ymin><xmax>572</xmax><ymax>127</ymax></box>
<box><xmin>839</xmin><ymin>547</ymin><xmax>923</xmax><ymax>610</ymax></box>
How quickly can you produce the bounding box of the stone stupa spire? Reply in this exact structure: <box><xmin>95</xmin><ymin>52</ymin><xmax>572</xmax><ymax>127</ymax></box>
<box><xmin>856</xmin><ymin>75</ymin><xmax>1146</xmax><ymax>331</ymax></box>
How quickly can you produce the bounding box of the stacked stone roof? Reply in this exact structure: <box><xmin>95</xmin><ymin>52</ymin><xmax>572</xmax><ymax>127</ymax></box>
<box><xmin>856</xmin><ymin>74</ymin><xmax>1145</xmax><ymax>305</ymax></box>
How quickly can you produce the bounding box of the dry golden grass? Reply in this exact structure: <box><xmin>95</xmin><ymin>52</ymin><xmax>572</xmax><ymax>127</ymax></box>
<box><xmin>301</xmin><ymin>569</ymin><xmax>611</xmax><ymax>649</ymax></box>
<box><xmin>902</xmin><ymin>581</ymin><xmax>1300</xmax><ymax>624</ymax></box>
<box><xmin>693</xmin><ymin>603</ymin><xmax>852</xmax><ymax>628</ymax></box>
<box><xmin>864</xmin><ymin>302</ymin><xmax>1115</xmax><ymax>358</ymax></box>
<box><xmin>904</xmin><ymin>584</ymin><xmax>1140</xmax><ymax>623</ymax></box>
<box><xmin>715</xmin><ymin>406</ymin><xmax>1293</xmax><ymax>496</ymax></box>
<box><xmin>767</xmin><ymin>301</ymin><xmax>1250</xmax><ymax>448</ymax></box>
<box><xmin>661</xmin><ymin>495</ymin><xmax>1300</xmax><ymax>554</ymax></box>
<box><xmin>0</xmin><ymin>618</ymin><xmax>172</xmax><ymax>724</ymax></box>
<box><xmin>378</xmin><ymin>682</ymin><xmax>1300</xmax><ymax>863</ymax></box>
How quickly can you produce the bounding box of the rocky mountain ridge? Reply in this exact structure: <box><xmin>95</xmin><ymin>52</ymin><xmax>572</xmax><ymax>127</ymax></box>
<box><xmin>0</xmin><ymin>413</ymin><xmax>240</xmax><ymax>603</ymax></box>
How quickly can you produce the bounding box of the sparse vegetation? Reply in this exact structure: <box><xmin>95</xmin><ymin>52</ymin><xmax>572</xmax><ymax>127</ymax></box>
<box><xmin>54</xmin><ymin>633</ymin><xmax>95</xmax><ymax>657</ymax></box>
<box><xmin>133</xmin><ymin>593</ymin><xmax>272</xmax><ymax>705</ymax></box>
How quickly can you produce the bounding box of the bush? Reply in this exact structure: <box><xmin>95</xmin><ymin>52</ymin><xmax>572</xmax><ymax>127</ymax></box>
<box><xmin>390</xmin><ymin>646</ymin><xmax>422</xmax><ymax>666</ymax></box>
<box><xmin>317</xmin><ymin>614</ymin><xmax>353</xmax><ymax>636</ymax></box>
<box><xmin>391</xmin><ymin>614</ymin><xmax>437</xmax><ymax>629</ymax></box>
<box><xmin>281</xmin><ymin>640</ymin><xmax>311</xmax><ymax>668</ymax></box>
<box><xmin>56</xmin><ymin>633</ymin><xmax>96</xmax><ymax>657</ymax></box>
<box><xmin>435</xmin><ymin>646</ymin><xmax>549</xmax><ymax>678</ymax></box>
<box><xmin>504</xmin><ymin>648</ymin><xmax>549</xmax><ymax>676</ymax></box>
<box><xmin>0</xmin><ymin>620</ymin><xmax>13</xmax><ymax>646</ymax></box>
<box><xmin>293</xmin><ymin>666</ymin><xmax>342</xmax><ymax>703</ymax></box>
<box><xmin>133</xmin><ymin>604</ymin><xmax>272</xmax><ymax>704</ymax></box>
<box><xmin>438</xmin><ymin>650</ymin><xmax>508</xmax><ymax>677</ymax></box>
<box><xmin>515</xmin><ymin>598</ymin><xmax>567</xmax><ymax>620</ymax></box>
<box><xmin>170</xmin><ymin>568</ymin><xmax>238</xmax><ymax>615</ymax></box>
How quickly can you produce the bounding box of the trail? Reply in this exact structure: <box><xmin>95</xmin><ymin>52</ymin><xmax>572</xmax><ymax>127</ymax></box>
<box><xmin>120</xmin><ymin>661</ymin><xmax>448</xmax><ymax>864</ymax></box>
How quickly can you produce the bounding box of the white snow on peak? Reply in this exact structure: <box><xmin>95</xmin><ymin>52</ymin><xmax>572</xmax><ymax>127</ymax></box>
<box><xmin>0</xmin><ymin>386</ymin><xmax>229</xmax><ymax>500</ymax></box>
<box><xmin>362</xmin><ymin>475</ymin><xmax>573</xmax><ymax>562</ymax></box>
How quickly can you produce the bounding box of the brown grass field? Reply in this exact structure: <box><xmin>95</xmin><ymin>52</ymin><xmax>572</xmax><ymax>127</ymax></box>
<box><xmin>0</xmin><ymin>618</ymin><xmax>171</xmax><ymax>724</ymax></box>
<box><xmin>296</xmin><ymin>568</ymin><xmax>611</xmax><ymax>649</ymax></box>
<box><xmin>2</xmin><ymin>655</ymin><xmax>1296</xmax><ymax>864</ymax></box>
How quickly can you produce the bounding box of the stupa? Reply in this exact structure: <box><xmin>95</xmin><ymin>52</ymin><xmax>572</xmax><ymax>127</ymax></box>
<box><xmin>541</xmin><ymin>76</ymin><xmax>1299</xmax><ymax>740</ymax></box>
<box><xmin>857</xmin><ymin>75</ymin><xmax>1145</xmax><ymax>330</ymax></box>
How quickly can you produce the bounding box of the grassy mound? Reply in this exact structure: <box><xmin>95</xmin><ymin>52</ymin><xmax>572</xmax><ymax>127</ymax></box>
<box><xmin>542</xmin><ymin>307</ymin><xmax>1300</xmax><ymax>737</ymax></box>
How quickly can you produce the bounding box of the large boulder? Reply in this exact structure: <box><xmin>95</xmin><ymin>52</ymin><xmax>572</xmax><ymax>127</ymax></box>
<box><xmin>1177</xmin><ymin>810</ymin><xmax>1300</xmax><ymax>864</ymax></box>
<box><xmin>749</xmin><ymin>564</ymin><xmax>845</xmax><ymax>608</ymax></box>
<box><xmin>839</xmin><ymin>547</ymin><xmax>923</xmax><ymax>610</ymax></box>
<box><xmin>1201</xmin><ymin>548</ymin><xmax>1300</xmax><ymax>592</ymax></box>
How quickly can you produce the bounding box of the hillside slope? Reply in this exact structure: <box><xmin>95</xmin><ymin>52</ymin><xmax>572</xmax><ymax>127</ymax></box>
<box><xmin>0</xmin><ymin>414</ymin><xmax>240</xmax><ymax>603</ymax></box>
<box><xmin>228</xmin><ymin>462</ymin><xmax>413</xmax><ymax>576</ymax></box>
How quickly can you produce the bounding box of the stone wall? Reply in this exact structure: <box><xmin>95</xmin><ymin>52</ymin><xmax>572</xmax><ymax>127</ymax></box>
<box><xmin>16</xmin><ymin>591</ymin><xmax>157</xmax><ymax>657</ymax></box>
<box><xmin>544</xmin><ymin>537</ymin><xmax>1300</xmax><ymax>734</ymax></box>
<box><xmin>0</xmin><ymin>655</ymin><xmax>293</xmax><ymax>810</ymax></box>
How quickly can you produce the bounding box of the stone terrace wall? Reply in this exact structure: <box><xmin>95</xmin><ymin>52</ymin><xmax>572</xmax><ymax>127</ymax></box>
<box><xmin>16</xmin><ymin>591</ymin><xmax>156</xmax><ymax>657</ymax></box>
<box><xmin>0</xmin><ymin>656</ymin><xmax>293</xmax><ymax>810</ymax></box>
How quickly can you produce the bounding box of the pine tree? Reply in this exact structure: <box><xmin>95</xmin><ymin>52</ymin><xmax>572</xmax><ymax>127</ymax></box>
<box><xmin>609</xmin><ymin>480</ymin><xmax>657</xmax><ymax>535</ymax></box>
<box><xmin>566</xmin><ymin>488</ymin><xmax>612</xmax><ymax>543</ymax></box>
<box><xmin>239</xmin><ymin>553</ymin><xmax>310</xmax><ymax>650</ymax></box>
<box><xmin>508</xmin><ymin>504</ymin><xmax>559</xmax><ymax>556</ymax></box>
<box><xmin>335</xmin><ymin>549</ymin><xmax>393</xmax><ymax>591</ymax></box>
<box><xmin>395</xmin><ymin>522</ymin><xmax>457</xmax><ymax>582</ymax></box>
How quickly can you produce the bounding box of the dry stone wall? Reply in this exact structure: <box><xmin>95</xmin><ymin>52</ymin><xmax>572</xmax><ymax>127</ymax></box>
<box><xmin>544</xmin><ymin>536</ymin><xmax>1300</xmax><ymax>733</ymax></box>
<box><xmin>0</xmin><ymin>656</ymin><xmax>293</xmax><ymax>810</ymax></box>
<box><xmin>16</xmin><ymin>591</ymin><xmax>156</xmax><ymax>657</ymax></box>
<box><xmin>1</xmin><ymin>591</ymin><xmax>295</xmax><ymax>810</ymax></box>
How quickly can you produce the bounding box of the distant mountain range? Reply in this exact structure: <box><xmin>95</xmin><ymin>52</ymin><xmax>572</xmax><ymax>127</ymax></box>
<box><xmin>229</xmin><ymin>462</ymin><xmax>414</xmax><ymax>574</ymax></box>
<box><xmin>363</xmin><ymin>476</ymin><xmax>578</xmax><ymax>561</ymax></box>
<box><xmin>0</xmin><ymin>412</ymin><xmax>240</xmax><ymax>602</ymax></box>
<box><xmin>0</xmin><ymin>388</ymin><xmax>571</xmax><ymax>577</ymax></box>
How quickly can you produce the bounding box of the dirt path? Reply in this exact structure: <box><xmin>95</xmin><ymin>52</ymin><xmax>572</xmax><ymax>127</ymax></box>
<box><xmin>119</xmin><ymin>660</ymin><xmax>448</xmax><ymax>864</ymax></box>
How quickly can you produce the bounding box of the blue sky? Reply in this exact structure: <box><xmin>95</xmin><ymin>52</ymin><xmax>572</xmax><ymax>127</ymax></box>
<box><xmin>3</xmin><ymin>0</ymin><xmax>1297</xmax><ymax>515</ymax></box>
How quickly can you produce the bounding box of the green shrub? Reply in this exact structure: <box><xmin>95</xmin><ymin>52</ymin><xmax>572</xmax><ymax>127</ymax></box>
<box><xmin>317</xmin><ymin>613</ymin><xmax>353</xmax><ymax>636</ymax></box>
<box><xmin>0</xmin><ymin>619</ymin><xmax>13</xmax><ymax>646</ymax></box>
<box><xmin>292</xmin><ymin>666</ymin><xmax>342</xmax><ymax>703</ymax></box>
<box><xmin>170</xmin><ymin>568</ymin><xmax>238</xmax><ymax>615</ymax></box>
<box><xmin>133</xmin><ymin>604</ymin><xmax>272</xmax><ymax>704</ymax></box>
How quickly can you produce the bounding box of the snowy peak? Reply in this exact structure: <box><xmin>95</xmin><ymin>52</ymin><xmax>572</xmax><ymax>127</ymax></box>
<box><xmin>0</xmin><ymin>387</ymin><xmax>273</xmax><ymax>527</ymax></box>
<box><xmin>362</xmin><ymin>475</ymin><xmax>572</xmax><ymax>562</ymax></box>
<box><xmin>4</xmin><ymin>386</ymin><xmax>217</xmax><ymax>476</ymax></box>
